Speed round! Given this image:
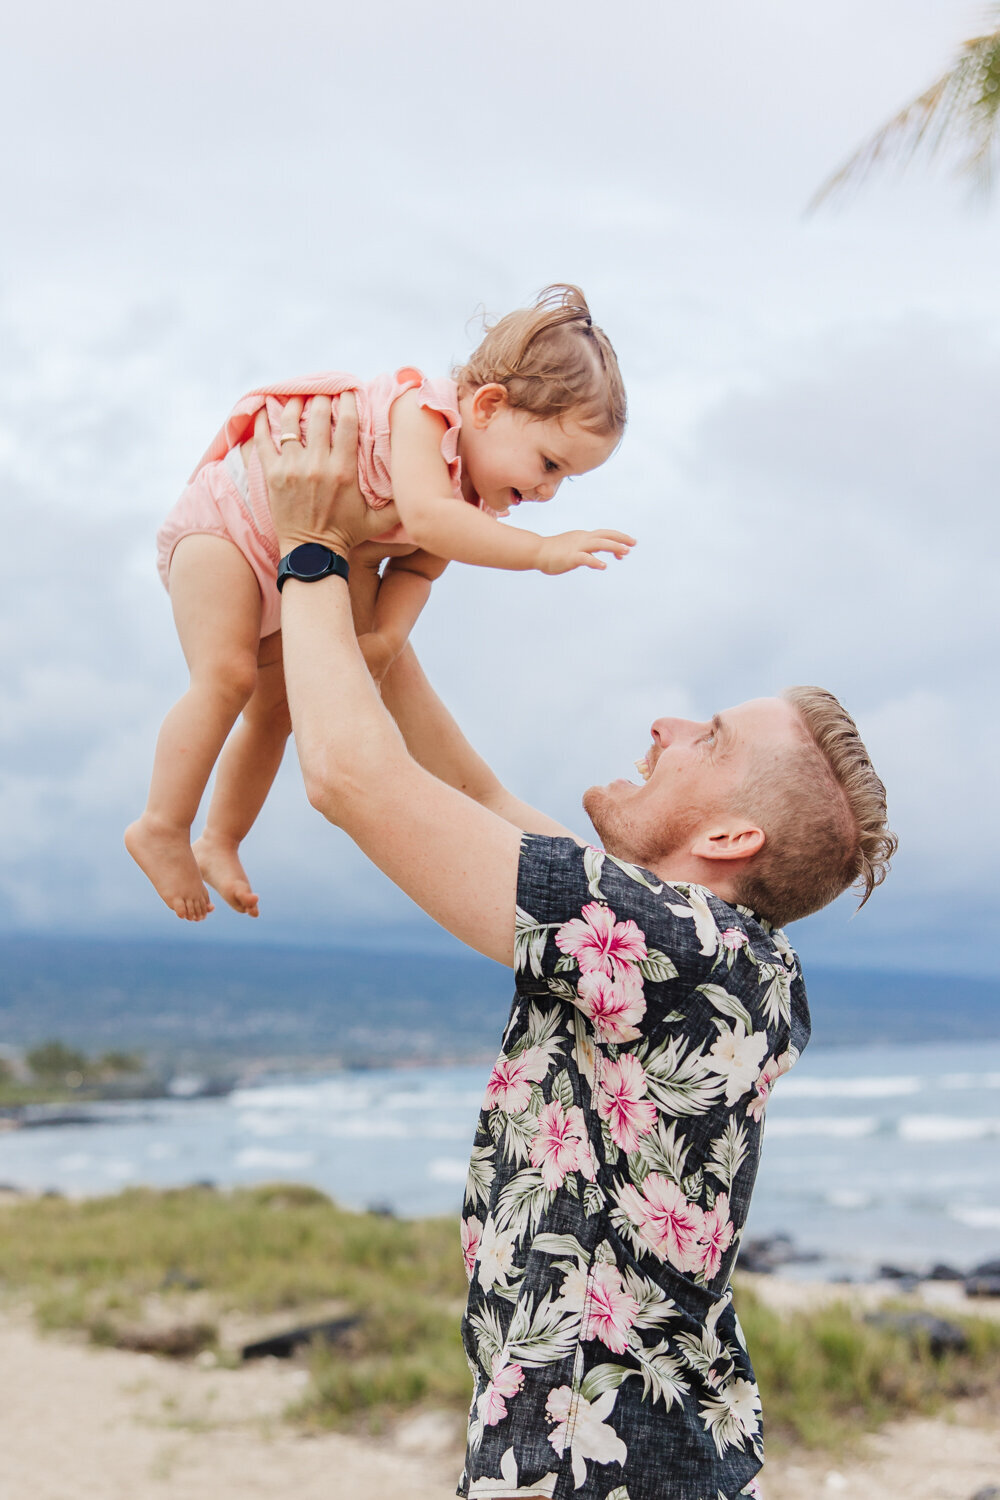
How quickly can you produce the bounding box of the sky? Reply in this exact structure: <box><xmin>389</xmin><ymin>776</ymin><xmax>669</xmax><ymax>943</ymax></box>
<box><xmin>1</xmin><ymin>0</ymin><xmax>998</xmax><ymax>975</ymax></box>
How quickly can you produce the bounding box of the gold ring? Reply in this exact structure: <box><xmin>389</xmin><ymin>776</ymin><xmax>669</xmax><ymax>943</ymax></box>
<box><xmin>279</xmin><ymin>432</ymin><xmax>302</xmax><ymax>446</ymax></box>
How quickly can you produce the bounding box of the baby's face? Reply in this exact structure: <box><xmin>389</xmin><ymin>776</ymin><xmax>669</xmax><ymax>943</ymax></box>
<box><xmin>459</xmin><ymin>388</ymin><xmax>617</xmax><ymax>516</ymax></box>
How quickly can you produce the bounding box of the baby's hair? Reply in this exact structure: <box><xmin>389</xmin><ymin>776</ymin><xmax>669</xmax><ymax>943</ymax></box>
<box><xmin>455</xmin><ymin>284</ymin><xmax>626</xmax><ymax>439</ymax></box>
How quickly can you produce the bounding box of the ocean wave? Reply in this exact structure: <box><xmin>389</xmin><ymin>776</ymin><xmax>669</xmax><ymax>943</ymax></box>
<box><xmin>898</xmin><ymin>1116</ymin><xmax>1000</xmax><ymax>1142</ymax></box>
<box><xmin>766</xmin><ymin>1116</ymin><xmax>878</xmax><ymax>1138</ymax></box>
<box><xmin>780</xmin><ymin>1075</ymin><xmax>920</xmax><ymax>1099</ymax></box>
<box><xmin>948</xmin><ymin>1204</ymin><xmax>1000</xmax><ymax>1229</ymax></box>
<box><xmin>234</xmin><ymin>1147</ymin><xmax>316</xmax><ymax>1170</ymax></box>
<box><xmin>824</xmin><ymin>1189</ymin><xmax>873</xmax><ymax>1210</ymax></box>
<box><xmin>426</xmin><ymin>1158</ymin><xmax>470</xmax><ymax>1184</ymax></box>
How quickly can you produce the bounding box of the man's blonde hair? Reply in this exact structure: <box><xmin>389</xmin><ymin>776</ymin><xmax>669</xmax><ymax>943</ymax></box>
<box><xmin>732</xmin><ymin>686</ymin><xmax>897</xmax><ymax>928</ymax></box>
<box><xmin>454</xmin><ymin>284</ymin><xmax>627</xmax><ymax>439</ymax></box>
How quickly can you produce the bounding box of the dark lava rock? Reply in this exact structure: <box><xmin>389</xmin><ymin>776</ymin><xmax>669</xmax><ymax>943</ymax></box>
<box><xmin>160</xmin><ymin>1268</ymin><xmax>204</xmax><ymax>1292</ymax></box>
<box><xmin>926</xmin><ymin>1263</ymin><xmax>965</xmax><ymax>1281</ymax></box>
<box><xmin>970</xmin><ymin>1258</ymin><xmax>1000</xmax><ymax>1278</ymax></box>
<box><xmin>878</xmin><ymin>1263</ymin><xmax>917</xmax><ymax>1280</ymax></box>
<box><xmin>864</xmin><ymin>1311</ymin><xmax>968</xmax><ymax>1357</ymax></box>
<box><xmin>241</xmin><ymin>1315</ymin><xmax>361</xmax><ymax>1360</ymax></box>
<box><xmin>735</xmin><ymin>1234</ymin><xmax>820</xmax><ymax>1275</ymax></box>
<box><xmin>969</xmin><ymin>1488</ymin><xmax>1000</xmax><ymax>1500</ymax></box>
<box><xmin>965</xmin><ymin>1275</ymin><xmax>1000</xmax><ymax>1298</ymax></box>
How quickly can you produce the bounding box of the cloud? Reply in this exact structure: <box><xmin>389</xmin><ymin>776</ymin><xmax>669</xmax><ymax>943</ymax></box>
<box><xmin>1</xmin><ymin>2</ymin><xmax>997</xmax><ymax>973</ymax></box>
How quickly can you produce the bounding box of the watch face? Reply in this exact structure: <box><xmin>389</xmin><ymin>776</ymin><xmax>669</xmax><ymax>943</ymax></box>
<box><xmin>290</xmin><ymin>542</ymin><xmax>332</xmax><ymax>578</ymax></box>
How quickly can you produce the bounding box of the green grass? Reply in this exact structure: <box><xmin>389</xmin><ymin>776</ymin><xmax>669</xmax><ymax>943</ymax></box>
<box><xmin>736</xmin><ymin>1284</ymin><xmax>1000</xmax><ymax>1453</ymax></box>
<box><xmin>1</xmin><ymin>1186</ymin><xmax>998</xmax><ymax>1446</ymax></box>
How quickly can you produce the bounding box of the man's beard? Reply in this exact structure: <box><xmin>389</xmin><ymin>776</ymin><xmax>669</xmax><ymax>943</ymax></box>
<box><xmin>582</xmin><ymin>784</ymin><xmax>708</xmax><ymax>870</ymax></box>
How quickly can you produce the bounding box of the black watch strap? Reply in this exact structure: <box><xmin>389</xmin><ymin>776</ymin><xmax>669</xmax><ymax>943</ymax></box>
<box><xmin>277</xmin><ymin>543</ymin><xmax>350</xmax><ymax>592</ymax></box>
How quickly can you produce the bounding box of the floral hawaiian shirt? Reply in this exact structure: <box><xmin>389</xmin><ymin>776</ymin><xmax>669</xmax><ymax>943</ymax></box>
<box><xmin>457</xmin><ymin>836</ymin><xmax>810</xmax><ymax>1500</ymax></box>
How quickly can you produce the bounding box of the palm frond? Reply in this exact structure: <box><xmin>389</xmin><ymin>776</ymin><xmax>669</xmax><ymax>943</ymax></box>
<box><xmin>812</xmin><ymin>18</ymin><xmax>1000</xmax><ymax>207</ymax></box>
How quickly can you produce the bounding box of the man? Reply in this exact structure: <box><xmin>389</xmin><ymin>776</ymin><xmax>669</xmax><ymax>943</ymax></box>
<box><xmin>258</xmin><ymin>396</ymin><xmax>896</xmax><ymax>1500</ymax></box>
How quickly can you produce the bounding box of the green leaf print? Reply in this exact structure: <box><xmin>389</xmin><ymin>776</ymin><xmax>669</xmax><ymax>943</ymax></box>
<box><xmin>636</xmin><ymin>1117</ymin><xmax>690</xmax><ymax>1185</ymax></box>
<box><xmin>546</xmin><ymin>975</ymin><xmax>577</xmax><ymax>1002</ymax></box>
<box><xmin>583</xmin><ymin>1182</ymin><xmax>606</xmax><ymax>1217</ymax></box>
<box><xmin>584</xmin><ymin>845</ymin><xmax>606</xmax><ymax>899</ymax></box>
<box><xmin>468</xmin><ymin>1302</ymin><xmax>507</xmax><ymax>1374</ymax></box>
<box><xmin>553</xmin><ymin>954</ymin><xmax>578</xmax><ymax>974</ymax></box>
<box><xmin>696</xmin><ymin>983</ymin><xmax>755</xmax><ymax>1035</ymax></box>
<box><xmin>637</xmin><ymin>948</ymin><xmax>679</xmax><ymax>983</ymax></box>
<box><xmin>706</xmin><ymin>1117</ymin><xmax>750</xmax><ymax>1191</ymax></box>
<box><xmin>642</xmin><ymin>1035</ymin><xmax>724</xmax><ymax>1116</ymax></box>
<box><xmin>756</xmin><ymin>963</ymin><xmax>792</xmax><ymax>1028</ymax></box>
<box><xmin>605</xmin><ymin>852</ymin><xmax>664</xmax><ymax>892</ymax></box>
<box><xmin>626</xmin><ymin>1333</ymin><xmax>690</xmax><ymax>1408</ymax></box>
<box><xmin>494</xmin><ymin>1168</ymin><xmax>554</xmax><ymax>1242</ymax></box>
<box><xmin>503</xmin><ymin>1109</ymin><xmax>539</xmax><ymax>1164</ymax></box>
<box><xmin>514</xmin><ymin>907</ymin><xmax>557</xmax><ymax>978</ymax></box>
<box><xmin>533</xmin><ymin>1231</ymin><xmax>591</xmax><ymax>1267</ymax></box>
<box><xmin>503</xmin><ymin>1289</ymin><xmax>583</xmax><ymax>1368</ymax></box>
<box><xmin>552</xmin><ymin>1069</ymin><xmax>575</xmax><ymax>1111</ymax></box>
<box><xmin>580</xmin><ymin>1362</ymin><xmax>637</xmax><ymax>1402</ymax></box>
<box><xmin>465</xmin><ymin>1144</ymin><xmax>495</xmax><ymax>1208</ymax></box>
<box><xmin>622</xmin><ymin>1266</ymin><xmax>679</xmax><ymax>1329</ymax></box>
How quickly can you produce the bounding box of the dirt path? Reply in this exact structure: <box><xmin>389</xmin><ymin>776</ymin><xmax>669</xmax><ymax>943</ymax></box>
<box><xmin>1</xmin><ymin>1306</ymin><xmax>998</xmax><ymax>1500</ymax></box>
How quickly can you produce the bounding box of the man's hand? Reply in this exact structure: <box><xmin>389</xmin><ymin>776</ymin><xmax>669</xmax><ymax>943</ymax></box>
<box><xmin>535</xmin><ymin>528</ymin><xmax>635</xmax><ymax>574</ymax></box>
<box><xmin>255</xmin><ymin>393</ymin><xmax>388</xmax><ymax>557</ymax></box>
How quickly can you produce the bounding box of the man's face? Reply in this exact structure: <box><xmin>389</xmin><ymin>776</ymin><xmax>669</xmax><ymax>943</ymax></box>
<box><xmin>582</xmin><ymin>697</ymin><xmax>804</xmax><ymax>878</ymax></box>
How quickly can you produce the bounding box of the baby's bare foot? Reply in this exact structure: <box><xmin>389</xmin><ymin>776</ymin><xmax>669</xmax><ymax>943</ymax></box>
<box><xmin>193</xmin><ymin>832</ymin><xmax>260</xmax><ymax>918</ymax></box>
<box><xmin>125</xmin><ymin>815</ymin><xmax>215</xmax><ymax>921</ymax></box>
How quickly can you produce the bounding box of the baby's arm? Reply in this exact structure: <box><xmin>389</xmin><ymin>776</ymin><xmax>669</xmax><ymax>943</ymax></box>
<box><xmin>357</xmin><ymin>550</ymin><xmax>447</xmax><ymax>685</ymax></box>
<box><xmin>390</xmin><ymin>393</ymin><xmax>632</xmax><ymax>574</ymax></box>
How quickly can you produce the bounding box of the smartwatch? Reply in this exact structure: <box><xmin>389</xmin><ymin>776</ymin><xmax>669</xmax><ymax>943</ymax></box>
<box><xmin>276</xmin><ymin>543</ymin><xmax>350</xmax><ymax>592</ymax></box>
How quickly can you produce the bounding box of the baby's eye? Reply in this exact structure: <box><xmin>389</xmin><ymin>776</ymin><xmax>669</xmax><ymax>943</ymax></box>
<box><xmin>543</xmin><ymin>458</ymin><xmax>560</xmax><ymax>474</ymax></box>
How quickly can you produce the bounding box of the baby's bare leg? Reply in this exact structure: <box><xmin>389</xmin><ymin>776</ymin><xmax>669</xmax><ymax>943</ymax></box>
<box><xmin>125</xmin><ymin>534</ymin><xmax>262</xmax><ymax>921</ymax></box>
<box><xmin>194</xmin><ymin>631</ymin><xmax>290</xmax><ymax>918</ymax></box>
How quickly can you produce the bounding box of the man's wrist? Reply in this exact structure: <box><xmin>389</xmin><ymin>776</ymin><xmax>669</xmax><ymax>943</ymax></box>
<box><xmin>277</xmin><ymin>530</ymin><xmax>353</xmax><ymax>558</ymax></box>
<box><xmin>277</xmin><ymin>542</ymin><xmax>351</xmax><ymax>593</ymax></box>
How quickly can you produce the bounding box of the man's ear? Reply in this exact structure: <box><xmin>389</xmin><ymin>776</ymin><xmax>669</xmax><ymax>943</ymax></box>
<box><xmin>470</xmin><ymin>383</ymin><xmax>509</xmax><ymax>427</ymax></box>
<box><xmin>689</xmin><ymin>823</ymin><xmax>765</xmax><ymax>863</ymax></box>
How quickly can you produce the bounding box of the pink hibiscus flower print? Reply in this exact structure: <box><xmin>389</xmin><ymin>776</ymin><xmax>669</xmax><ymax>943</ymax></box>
<box><xmin>576</xmin><ymin>968</ymin><xmax>647</xmax><ymax>1044</ymax></box>
<box><xmin>567</xmin><ymin>1106</ymin><xmax>598</xmax><ymax>1182</ymax></box>
<box><xmin>619</xmin><ymin>1173</ymin><xmax>705</xmax><ymax>1272</ymax></box>
<box><xmin>582</xmin><ymin>1263</ymin><xmax>640</xmax><ymax>1354</ymax></box>
<box><xmin>555</xmin><ymin>901</ymin><xmax>648</xmax><ymax>981</ymax></box>
<box><xmin>698</xmin><ymin>1191</ymin><xmax>735</xmax><ymax>1280</ymax></box>
<box><xmin>746</xmin><ymin>1048</ymin><xmax>795</xmax><ymax>1123</ymax></box>
<box><xmin>480</xmin><ymin>1359</ymin><xmax>524</xmax><ymax>1426</ymax></box>
<box><xmin>531</xmin><ymin>1100</ymin><xmax>585</xmax><ymax>1190</ymax></box>
<box><xmin>720</xmin><ymin>927</ymin><xmax>747</xmax><ymax>952</ymax></box>
<box><xmin>484</xmin><ymin>1045</ymin><xmax>549</xmax><ymax>1115</ymax></box>
<box><xmin>461</xmin><ymin>1215</ymin><xmax>483</xmax><ymax>1281</ymax></box>
<box><xmin>596</xmin><ymin>1053</ymin><xmax>658</xmax><ymax>1153</ymax></box>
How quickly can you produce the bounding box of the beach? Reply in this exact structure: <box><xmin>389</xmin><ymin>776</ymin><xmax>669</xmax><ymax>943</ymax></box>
<box><xmin>3</xmin><ymin>1276</ymin><xmax>999</xmax><ymax>1500</ymax></box>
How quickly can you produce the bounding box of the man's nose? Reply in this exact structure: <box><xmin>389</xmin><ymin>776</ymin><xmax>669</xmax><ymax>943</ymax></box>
<box><xmin>650</xmin><ymin>716</ymin><xmax>699</xmax><ymax>745</ymax></box>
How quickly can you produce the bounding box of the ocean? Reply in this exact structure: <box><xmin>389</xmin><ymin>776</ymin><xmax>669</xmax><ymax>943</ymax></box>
<box><xmin>3</xmin><ymin>1036</ymin><xmax>1000</xmax><ymax>1280</ymax></box>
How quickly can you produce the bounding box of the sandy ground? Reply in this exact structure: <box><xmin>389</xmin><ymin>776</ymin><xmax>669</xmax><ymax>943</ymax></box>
<box><xmin>1</xmin><ymin>1286</ymin><xmax>998</xmax><ymax>1500</ymax></box>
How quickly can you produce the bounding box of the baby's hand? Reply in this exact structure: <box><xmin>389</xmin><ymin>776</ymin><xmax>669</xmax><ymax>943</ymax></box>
<box><xmin>536</xmin><ymin>529</ymin><xmax>636</xmax><ymax>575</ymax></box>
<box><xmin>357</xmin><ymin>631</ymin><xmax>398</xmax><ymax>685</ymax></box>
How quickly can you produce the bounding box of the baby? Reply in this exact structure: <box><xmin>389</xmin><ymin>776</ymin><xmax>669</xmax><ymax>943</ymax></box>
<box><xmin>125</xmin><ymin>284</ymin><xmax>632</xmax><ymax>921</ymax></box>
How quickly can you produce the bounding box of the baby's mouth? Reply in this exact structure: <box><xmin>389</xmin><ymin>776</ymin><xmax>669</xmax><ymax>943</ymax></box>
<box><xmin>510</xmin><ymin>489</ymin><xmax>523</xmax><ymax>504</ymax></box>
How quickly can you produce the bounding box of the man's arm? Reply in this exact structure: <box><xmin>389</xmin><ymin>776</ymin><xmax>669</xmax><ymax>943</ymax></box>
<box><xmin>382</xmin><ymin>644</ymin><xmax>580</xmax><ymax>839</ymax></box>
<box><xmin>257</xmin><ymin>395</ymin><xmax>535</xmax><ymax>968</ymax></box>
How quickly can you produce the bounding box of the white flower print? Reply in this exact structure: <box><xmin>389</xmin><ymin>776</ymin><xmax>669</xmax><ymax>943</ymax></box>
<box><xmin>476</xmin><ymin>1216</ymin><xmax>519</xmax><ymax>1292</ymax></box>
<box><xmin>467</xmin><ymin>1444</ymin><xmax>559</xmax><ymax>1498</ymax></box>
<box><xmin>705</xmin><ymin>1022</ymin><xmax>770</xmax><ymax>1107</ymax></box>
<box><xmin>546</xmin><ymin>1385</ymin><xmax>628</xmax><ymax>1489</ymax></box>
<box><xmin>665</xmin><ymin>886</ymin><xmax>721</xmax><ymax>956</ymax></box>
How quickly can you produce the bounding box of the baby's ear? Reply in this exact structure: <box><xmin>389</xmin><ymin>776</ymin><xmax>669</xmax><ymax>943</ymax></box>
<box><xmin>471</xmin><ymin>383</ymin><xmax>510</xmax><ymax>425</ymax></box>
